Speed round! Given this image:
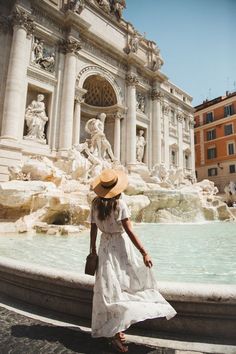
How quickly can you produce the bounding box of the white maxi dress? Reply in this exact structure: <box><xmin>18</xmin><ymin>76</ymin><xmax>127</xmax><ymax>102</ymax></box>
<box><xmin>91</xmin><ymin>198</ymin><xmax>177</xmax><ymax>338</ymax></box>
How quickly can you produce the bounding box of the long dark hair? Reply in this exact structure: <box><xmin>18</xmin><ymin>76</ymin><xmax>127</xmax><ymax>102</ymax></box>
<box><xmin>92</xmin><ymin>194</ymin><xmax>121</xmax><ymax>221</ymax></box>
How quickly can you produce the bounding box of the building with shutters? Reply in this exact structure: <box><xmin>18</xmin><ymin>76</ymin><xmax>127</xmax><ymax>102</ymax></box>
<box><xmin>194</xmin><ymin>91</ymin><xmax>236</xmax><ymax>192</ymax></box>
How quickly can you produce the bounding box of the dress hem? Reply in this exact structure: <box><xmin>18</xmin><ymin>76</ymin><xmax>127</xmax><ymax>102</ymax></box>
<box><xmin>91</xmin><ymin>310</ymin><xmax>177</xmax><ymax>338</ymax></box>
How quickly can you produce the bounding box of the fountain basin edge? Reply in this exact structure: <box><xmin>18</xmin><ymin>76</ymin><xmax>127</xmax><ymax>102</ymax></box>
<box><xmin>0</xmin><ymin>256</ymin><xmax>235</xmax><ymax>343</ymax></box>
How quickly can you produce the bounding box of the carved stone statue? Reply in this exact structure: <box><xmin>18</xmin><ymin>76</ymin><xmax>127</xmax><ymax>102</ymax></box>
<box><xmin>85</xmin><ymin>113</ymin><xmax>114</xmax><ymax>161</ymax></box>
<box><xmin>68</xmin><ymin>0</ymin><xmax>85</xmax><ymax>13</ymax></box>
<box><xmin>24</xmin><ymin>94</ymin><xmax>48</xmax><ymax>144</ymax></box>
<box><xmin>136</xmin><ymin>130</ymin><xmax>146</xmax><ymax>163</ymax></box>
<box><xmin>129</xmin><ymin>32</ymin><xmax>139</xmax><ymax>53</ymax></box>
<box><xmin>32</xmin><ymin>39</ymin><xmax>44</xmax><ymax>64</ymax></box>
<box><xmin>112</xmin><ymin>0</ymin><xmax>126</xmax><ymax>19</ymax></box>
<box><xmin>96</xmin><ymin>0</ymin><xmax>111</xmax><ymax>13</ymax></box>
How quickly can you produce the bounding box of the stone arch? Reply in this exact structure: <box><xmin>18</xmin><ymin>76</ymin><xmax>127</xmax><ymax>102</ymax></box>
<box><xmin>77</xmin><ymin>65</ymin><xmax>123</xmax><ymax>106</ymax></box>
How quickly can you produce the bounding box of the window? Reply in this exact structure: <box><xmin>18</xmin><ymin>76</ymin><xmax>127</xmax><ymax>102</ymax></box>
<box><xmin>207</xmin><ymin>147</ymin><xmax>217</xmax><ymax>159</ymax></box>
<box><xmin>206</xmin><ymin>129</ymin><xmax>216</xmax><ymax>141</ymax></box>
<box><xmin>224</xmin><ymin>124</ymin><xmax>233</xmax><ymax>136</ymax></box>
<box><xmin>229</xmin><ymin>165</ymin><xmax>236</xmax><ymax>173</ymax></box>
<box><xmin>194</xmin><ymin>134</ymin><xmax>197</xmax><ymax>144</ymax></box>
<box><xmin>206</xmin><ymin>112</ymin><xmax>213</xmax><ymax>123</ymax></box>
<box><xmin>208</xmin><ymin>168</ymin><xmax>217</xmax><ymax>176</ymax></box>
<box><xmin>171</xmin><ymin>150</ymin><xmax>177</xmax><ymax>165</ymax></box>
<box><xmin>224</xmin><ymin>104</ymin><xmax>234</xmax><ymax>117</ymax></box>
<box><xmin>184</xmin><ymin>154</ymin><xmax>190</xmax><ymax>169</ymax></box>
<box><xmin>228</xmin><ymin>143</ymin><xmax>235</xmax><ymax>155</ymax></box>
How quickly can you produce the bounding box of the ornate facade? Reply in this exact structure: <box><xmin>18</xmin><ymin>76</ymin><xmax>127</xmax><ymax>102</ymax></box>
<box><xmin>0</xmin><ymin>0</ymin><xmax>194</xmax><ymax>181</ymax></box>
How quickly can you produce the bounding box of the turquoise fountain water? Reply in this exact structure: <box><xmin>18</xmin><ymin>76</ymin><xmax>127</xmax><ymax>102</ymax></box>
<box><xmin>0</xmin><ymin>222</ymin><xmax>235</xmax><ymax>284</ymax></box>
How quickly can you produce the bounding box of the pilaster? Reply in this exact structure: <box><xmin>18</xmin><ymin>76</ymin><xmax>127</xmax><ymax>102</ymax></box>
<box><xmin>151</xmin><ymin>88</ymin><xmax>162</xmax><ymax>166</ymax></box>
<box><xmin>1</xmin><ymin>6</ymin><xmax>35</xmax><ymax>141</ymax></box>
<box><xmin>59</xmin><ymin>36</ymin><xmax>81</xmax><ymax>152</ymax></box>
<box><xmin>126</xmin><ymin>73</ymin><xmax>138</xmax><ymax>166</ymax></box>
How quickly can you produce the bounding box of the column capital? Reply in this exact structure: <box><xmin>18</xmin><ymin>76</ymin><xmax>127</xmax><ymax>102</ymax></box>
<box><xmin>150</xmin><ymin>89</ymin><xmax>163</xmax><ymax>101</ymax></box>
<box><xmin>177</xmin><ymin>112</ymin><xmax>184</xmax><ymax>122</ymax></box>
<box><xmin>126</xmin><ymin>74</ymin><xmax>139</xmax><ymax>86</ymax></box>
<box><xmin>75</xmin><ymin>88</ymin><xmax>87</xmax><ymax>103</ymax></box>
<box><xmin>163</xmin><ymin>103</ymin><xmax>170</xmax><ymax>115</ymax></box>
<box><xmin>62</xmin><ymin>36</ymin><xmax>82</xmax><ymax>55</ymax></box>
<box><xmin>189</xmin><ymin>117</ymin><xmax>195</xmax><ymax>128</ymax></box>
<box><xmin>12</xmin><ymin>6</ymin><xmax>35</xmax><ymax>35</ymax></box>
<box><xmin>113</xmin><ymin>111</ymin><xmax>123</xmax><ymax>120</ymax></box>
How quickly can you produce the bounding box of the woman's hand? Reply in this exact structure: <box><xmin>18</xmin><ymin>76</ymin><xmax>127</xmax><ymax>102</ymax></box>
<box><xmin>143</xmin><ymin>253</ymin><xmax>153</xmax><ymax>268</ymax></box>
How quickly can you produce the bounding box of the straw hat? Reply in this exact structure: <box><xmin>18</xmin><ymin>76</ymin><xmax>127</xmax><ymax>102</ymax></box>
<box><xmin>92</xmin><ymin>169</ymin><xmax>128</xmax><ymax>199</ymax></box>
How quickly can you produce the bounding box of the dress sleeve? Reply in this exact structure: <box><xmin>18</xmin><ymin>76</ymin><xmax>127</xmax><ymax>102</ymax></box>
<box><xmin>117</xmin><ymin>199</ymin><xmax>131</xmax><ymax>221</ymax></box>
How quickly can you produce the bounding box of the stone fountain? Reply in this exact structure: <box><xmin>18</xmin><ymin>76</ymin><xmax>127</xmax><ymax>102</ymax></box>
<box><xmin>0</xmin><ymin>113</ymin><xmax>234</xmax><ymax>234</ymax></box>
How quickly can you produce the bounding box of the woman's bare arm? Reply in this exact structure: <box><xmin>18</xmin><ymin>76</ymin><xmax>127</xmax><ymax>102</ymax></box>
<box><xmin>90</xmin><ymin>222</ymin><xmax>98</xmax><ymax>254</ymax></box>
<box><xmin>121</xmin><ymin>218</ymin><xmax>153</xmax><ymax>268</ymax></box>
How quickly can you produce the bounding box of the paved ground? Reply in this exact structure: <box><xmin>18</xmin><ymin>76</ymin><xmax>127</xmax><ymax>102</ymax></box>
<box><xmin>0</xmin><ymin>304</ymin><xmax>236</xmax><ymax>354</ymax></box>
<box><xmin>0</xmin><ymin>306</ymin><xmax>168</xmax><ymax>354</ymax></box>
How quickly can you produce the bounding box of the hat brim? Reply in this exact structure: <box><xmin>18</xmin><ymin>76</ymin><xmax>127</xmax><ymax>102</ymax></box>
<box><xmin>92</xmin><ymin>170</ymin><xmax>128</xmax><ymax>199</ymax></box>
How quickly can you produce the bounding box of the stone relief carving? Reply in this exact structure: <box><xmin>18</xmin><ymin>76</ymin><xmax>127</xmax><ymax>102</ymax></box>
<box><xmin>24</xmin><ymin>94</ymin><xmax>48</xmax><ymax>144</ymax></box>
<box><xmin>136</xmin><ymin>93</ymin><xmax>145</xmax><ymax>113</ymax></box>
<box><xmin>67</xmin><ymin>0</ymin><xmax>85</xmax><ymax>14</ymax></box>
<box><xmin>32</xmin><ymin>38</ymin><xmax>56</xmax><ymax>73</ymax></box>
<box><xmin>12</xmin><ymin>6</ymin><xmax>35</xmax><ymax>35</ymax></box>
<box><xmin>136</xmin><ymin>129</ymin><xmax>146</xmax><ymax>163</ymax></box>
<box><xmin>84</xmin><ymin>113</ymin><xmax>114</xmax><ymax>161</ymax></box>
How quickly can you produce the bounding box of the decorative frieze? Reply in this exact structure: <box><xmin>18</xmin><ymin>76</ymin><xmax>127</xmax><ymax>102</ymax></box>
<box><xmin>82</xmin><ymin>39</ymin><xmax>127</xmax><ymax>71</ymax></box>
<box><xmin>12</xmin><ymin>7</ymin><xmax>35</xmax><ymax>35</ymax></box>
<box><xmin>126</xmin><ymin>74</ymin><xmax>139</xmax><ymax>86</ymax></box>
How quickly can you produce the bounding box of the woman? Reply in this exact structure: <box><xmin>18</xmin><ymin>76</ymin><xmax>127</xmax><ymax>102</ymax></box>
<box><xmin>89</xmin><ymin>169</ymin><xmax>176</xmax><ymax>352</ymax></box>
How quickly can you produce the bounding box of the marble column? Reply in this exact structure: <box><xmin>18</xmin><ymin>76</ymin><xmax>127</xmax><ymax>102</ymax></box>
<box><xmin>59</xmin><ymin>37</ymin><xmax>81</xmax><ymax>152</ymax></box>
<box><xmin>177</xmin><ymin>113</ymin><xmax>184</xmax><ymax>168</ymax></box>
<box><xmin>113</xmin><ymin>112</ymin><xmax>122</xmax><ymax>161</ymax></box>
<box><xmin>163</xmin><ymin>104</ymin><xmax>170</xmax><ymax>168</ymax></box>
<box><xmin>189</xmin><ymin>117</ymin><xmax>195</xmax><ymax>171</ymax></box>
<box><xmin>73</xmin><ymin>90</ymin><xmax>86</xmax><ymax>146</ymax></box>
<box><xmin>151</xmin><ymin>89</ymin><xmax>162</xmax><ymax>166</ymax></box>
<box><xmin>126</xmin><ymin>74</ymin><xmax>138</xmax><ymax>166</ymax></box>
<box><xmin>1</xmin><ymin>7</ymin><xmax>34</xmax><ymax>140</ymax></box>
